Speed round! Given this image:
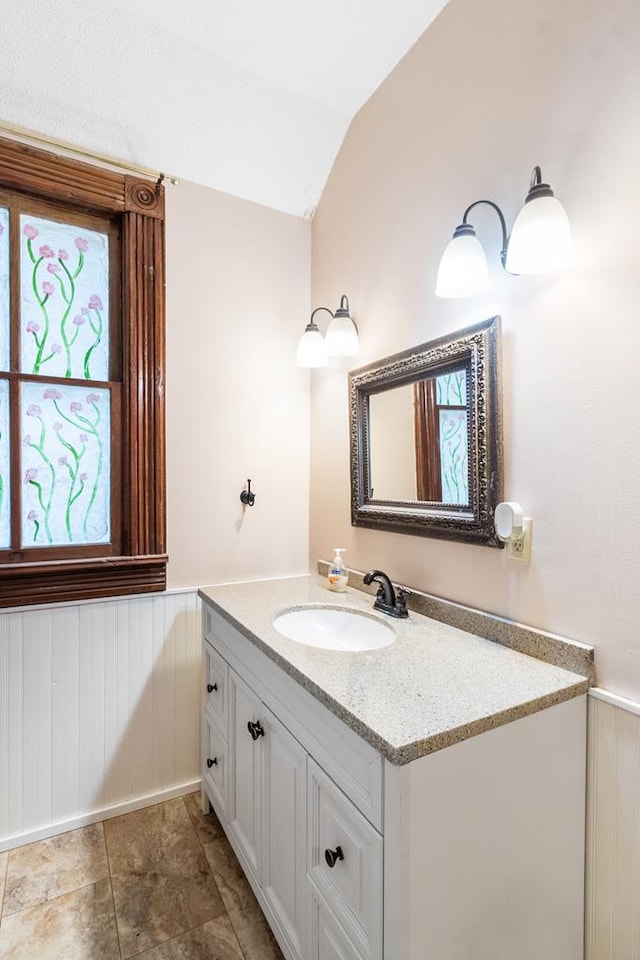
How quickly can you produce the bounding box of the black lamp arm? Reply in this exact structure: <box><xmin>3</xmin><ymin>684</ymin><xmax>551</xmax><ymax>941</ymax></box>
<box><xmin>308</xmin><ymin>306</ymin><xmax>335</xmax><ymax>330</ymax></box>
<box><xmin>462</xmin><ymin>199</ymin><xmax>509</xmax><ymax>268</ymax></box>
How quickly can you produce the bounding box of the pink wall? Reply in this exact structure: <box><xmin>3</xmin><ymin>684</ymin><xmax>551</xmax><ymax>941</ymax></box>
<box><xmin>310</xmin><ymin>0</ymin><xmax>640</xmax><ymax>698</ymax></box>
<box><xmin>165</xmin><ymin>181</ymin><xmax>311</xmax><ymax>588</ymax></box>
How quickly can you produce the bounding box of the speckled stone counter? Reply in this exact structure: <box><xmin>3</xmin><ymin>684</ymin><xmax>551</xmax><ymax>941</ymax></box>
<box><xmin>198</xmin><ymin>575</ymin><xmax>590</xmax><ymax>765</ymax></box>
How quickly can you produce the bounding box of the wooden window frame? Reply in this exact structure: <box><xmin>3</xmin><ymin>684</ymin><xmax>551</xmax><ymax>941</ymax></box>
<box><xmin>0</xmin><ymin>137</ymin><xmax>166</xmax><ymax>606</ymax></box>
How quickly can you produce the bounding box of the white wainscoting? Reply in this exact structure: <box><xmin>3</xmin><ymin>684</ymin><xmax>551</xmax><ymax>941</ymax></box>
<box><xmin>587</xmin><ymin>688</ymin><xmax>640</xmax><ymax>960</ymax></box>
<box><xmin>0</xmin><ymin>590</ymin><xmax>201</xmax><ymax>852</ymax></box>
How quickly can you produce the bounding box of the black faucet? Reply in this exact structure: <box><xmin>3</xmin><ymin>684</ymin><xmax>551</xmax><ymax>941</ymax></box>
<box><xmin>363</xmin><ymin>570</ymin><xmax>409</xmax><ymax>619</ymax></box>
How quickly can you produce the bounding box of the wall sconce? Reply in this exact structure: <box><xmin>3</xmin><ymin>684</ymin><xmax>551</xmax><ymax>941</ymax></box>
<box><xmin>296</xmin><ymin>295</ymin><xmax>358</xmax><ymax>368</ymax></box>
<box><xmin>435</xmin><ymin>166</ymin><xmax>572</xmax><ymax>298</ymax></box>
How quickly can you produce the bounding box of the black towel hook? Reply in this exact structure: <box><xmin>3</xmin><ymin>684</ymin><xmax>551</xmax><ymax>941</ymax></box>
<box><xmin>240</xmin><ymin>479</ymin><xmax>256</xmax><ymax>507</ymax></box>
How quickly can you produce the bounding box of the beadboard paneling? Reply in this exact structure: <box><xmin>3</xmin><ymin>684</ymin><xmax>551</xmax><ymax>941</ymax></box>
<box><xmin>0</xmin><ymin>591</ymin><xmax>201</xmax><ymax>851</ymax></box>
<box><xmin>587</xmin><ymin>689</ymin><xmax>640</xmax><ymax>960</ymax></box>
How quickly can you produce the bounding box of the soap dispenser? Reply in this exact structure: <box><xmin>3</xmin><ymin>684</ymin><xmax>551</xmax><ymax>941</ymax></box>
<box><xmin>328</xmin><ymin>549</ymin><xmax>349</xmax><ymax>592</ymax></box>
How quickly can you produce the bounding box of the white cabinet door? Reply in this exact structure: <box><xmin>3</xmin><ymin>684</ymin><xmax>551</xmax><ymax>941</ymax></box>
<box><xmin>261</xmin><ymin>705</ymin><xmax>307</xmax><ymax>960</ymax></box>
<box><xmin>228</xmin><ymin>669</ymin><xmax>263</xmax><ymax>879</ymax></box>
<box><xmin>310</xmin><ymin>890</ymin><xmax>365</xmax><ymax>960</ymax></box>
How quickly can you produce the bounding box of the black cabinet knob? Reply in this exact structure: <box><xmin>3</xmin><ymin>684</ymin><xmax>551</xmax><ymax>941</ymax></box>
<box><xmin>324</xmin><ymin>846</ymin><xmax>344</xmax><ymax>868</ymax></box>
<box><xmin>206</xmin><ymin>757</ymin><xmax>217</xmax><ymax>768</ymax></box>
<box><xmin>207</xmin><ymin>683</ymin><xmax>218</xmax><ymax>693</ymax></box>
<box><xmin>247</xmin><ymin>720</ymin><xmax>265</xmax><ymax>741</ymax></box>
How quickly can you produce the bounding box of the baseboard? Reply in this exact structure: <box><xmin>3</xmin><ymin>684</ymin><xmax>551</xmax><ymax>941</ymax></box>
<box><xmin>0</xmin><ymin>778</ymin><xmax>201</xmax><ymax>853</ymax></box>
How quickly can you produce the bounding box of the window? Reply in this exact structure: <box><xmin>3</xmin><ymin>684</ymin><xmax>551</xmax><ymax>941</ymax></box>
<box><xmin>414</xmin><ymin>367</ymin><xmax>469</xmax><ymax>505</ymax></box>
<box><xmin>0</xmin><ymin>137</ymin><xmax>166</xmax><ymax>606</ymax></box>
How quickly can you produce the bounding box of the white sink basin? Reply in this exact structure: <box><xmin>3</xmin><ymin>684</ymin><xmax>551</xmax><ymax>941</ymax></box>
<box><xmin>273</xmin><ymin>605</ymin><xmax>395</xmax><ymax>652</ymax></box>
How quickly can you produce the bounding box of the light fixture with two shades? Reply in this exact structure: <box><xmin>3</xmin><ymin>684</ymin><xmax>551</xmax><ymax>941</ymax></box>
<box><xmin>435</xmin><ymin>166</ymin><xmax>573</xmax><ymax>298</ymax></box>
<box><xmin>296</xmin><ymin>295</ymin><xmax>358</xmax><ymax>368</ymax></box>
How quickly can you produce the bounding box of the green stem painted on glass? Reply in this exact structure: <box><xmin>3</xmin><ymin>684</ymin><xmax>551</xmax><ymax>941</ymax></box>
<box><xmin>79</xmin><ymin>402</ymin><xmax>102</xmax><ymax>538</ymax></box>
<box><xmin>31</xmin><ymin>256</ymin><xmax>53</xmax><ymax>375</ymax></box>
<box><xmin>32</xmin><ymin>518</ymin><xmax>40</xmax><ymax>543</ymax></box>
<box><xmin>52</xmin><ymin>399</ymin><xmax>104</xmax><ymax>540</ymax></box>
<box><xmin>56</xmin><ymin>433</ymin><xmax>86</xmax><ymax>542</ymax></box>
<box><xmin>84</xmin><ymin>309</ymin><xmax>103</xmax><ymax>379</ymax></box>
<box><xmin>27</xmin><ymin>477</ymin><xmax>52</xmax><ymax>544</ymax></box>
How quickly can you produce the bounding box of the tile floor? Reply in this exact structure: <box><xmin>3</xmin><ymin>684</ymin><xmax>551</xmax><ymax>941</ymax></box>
<box><xmin>0</xmin><ymin>792</ymin><xmax>285</xmax><ymax>960</ymax></box>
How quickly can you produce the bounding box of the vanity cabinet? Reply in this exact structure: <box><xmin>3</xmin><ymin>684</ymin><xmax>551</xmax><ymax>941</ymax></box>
<box><xmin>201</xmin><ymin>597</ymin><xmax>586</xmax><ymax>960</ymax></box>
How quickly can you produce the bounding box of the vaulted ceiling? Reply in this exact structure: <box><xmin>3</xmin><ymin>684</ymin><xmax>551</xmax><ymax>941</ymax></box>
<box><xmin>2</xmin><ymin>0</ymin><xmax>448</xmax><ymax>217</ymax></box>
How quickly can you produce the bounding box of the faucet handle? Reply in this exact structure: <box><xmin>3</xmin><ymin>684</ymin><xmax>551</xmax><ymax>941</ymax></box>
<box><xmin>395</xmin><ymin>586</ymin><xmax>410</xmax><ymax>615</ymax></box>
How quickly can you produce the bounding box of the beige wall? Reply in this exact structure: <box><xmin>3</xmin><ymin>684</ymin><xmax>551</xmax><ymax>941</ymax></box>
<box><xmin>166</xmin><ymin>181</ymin><xmax>311</xmax><ymax>588</ymax></box>
<box><xmin>311</xmin><ymin>0</ymin><xmax>640</xmax><ymax>699</ymax></box>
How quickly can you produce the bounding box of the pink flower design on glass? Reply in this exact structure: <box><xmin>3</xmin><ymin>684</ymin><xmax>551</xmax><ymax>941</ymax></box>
<box><xmin>43</xmin><ymin>387</ymin><xmax>61</xmax><ymax>400</ymax></box>
<box><xmin>88</xmin><ymin>295</ymin><xmax>103</xmax><ymax>311</ymax></box>
<box><xmin>47</xmin><ymin>262</ymin><xmax>60</xmax><ymax>274</ymax></box>
<box><xmin>42</xmin><ymin>281</ymin><xmax>54</xmax><ymax>296</ymax></box>
<box><xmin>58</xmin><ymin>455</ymin><xmax>68</xmax><ymax>466</ymax></box>
<box><xmin>86</xmin><ymin>393</ymin><xmax>100</xmax><ymax>403</ymax></box>
<box><xmin>79</xmin><ymin>433</ymin><xmax>88</xmax><ymax>442</ymax></box>
<box><xmin>58</xmin><ymin>249</ymin><xmax>69</xmax><ymax>261</ymax></box>
<box><xmin>53</xmin><ymin>422</ymin><xmax>63</xmax><ymax>432</ymax></box>
<box><xmin>0</xmin><ymin>223</ymin><xmax>3</xmax><ymax>236</ymax></box>
<box><xmin>39</xmin><ymin>245</ymin><xmax>55</xmax><ymax>259</ymax></box>
<box><xmin>27</xmin><ymin>510</ymin><xmax>38</xmax><ymax>521</ymax></box>
<box><xmin>69</xmin><ymin>401</ymin><xmax>83</xmax><ymax>412</ymax></box>
<box><xmin>81</xmin><ymin>307</ymin><xmax>89</xmax><ymax>316</ymax></box>
<box><xmin>51</xmin><ymin>344</ymin><xmax>62</xmax><ymax>354</ymax></box>
<box><xmin>73</xmin><ymin>315</ymin><xmax>85</xmax><ymax>326</ymax></box>
<box><xmin>75</xmin><ymin>237</ymin><xmax>89</xmax><ymax>252</ymax></box>
<box><xmin>24</xmin><ymin>468</ymin><xmax>38</xmax><ymax>482</ymax></box>
<box><xmin>26</xmin><ymin>320</ymin><xmax>40</xmax><ymax>334</ymax></box>
<box><xmin>22</xmin><ymin>435</ymin><xmax>31</xmax><ymax>446</ymax></box>
<box><xmin>79</xmin><ymin>472</ymin><xmax>88</xmax><ymax>482</ymax></box>
<box><xmin>23</xmin><ymin>224</ymin><xmax>38</xmax><ymax>240</ymax></box>
<box><xmin>26</xmin><ymin>404</ymin><xmax>41</xmax><ymax>416</ymax></box>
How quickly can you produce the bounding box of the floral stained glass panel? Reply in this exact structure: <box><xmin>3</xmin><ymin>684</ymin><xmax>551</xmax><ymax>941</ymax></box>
<box><xmin>0</xmin><ymin>207</ymin><xmax>9</xmax><ymax>372</ymax></box>
<box><xmin>0</xmin><ymin>380</ymin><xmax>10</xmax><ymax>548</ymax></box>
<box><xmin>436</xmin><ymin>369</ymin><xmax>467</xmax><ymax>406</ymax></box>
<box><xmin>21</xmin><ymin>382</ymin><xmax>111</xmax><ymax>546</ymax></box>
<box><xmin>439</xmin><ymin>409</ymin><xmax>469</xmax><ymax>505</ymax></box>
<box><xmin>20</xmin><ymin>215</ymin><xmax>109</xmax><ymax>381</ymax></box>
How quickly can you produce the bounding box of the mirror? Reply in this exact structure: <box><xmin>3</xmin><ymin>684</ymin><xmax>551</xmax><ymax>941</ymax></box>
<box><xmin>349</xmin><ymin>316</ymin><xmax>503</xmax><ymax>546</ymax></box>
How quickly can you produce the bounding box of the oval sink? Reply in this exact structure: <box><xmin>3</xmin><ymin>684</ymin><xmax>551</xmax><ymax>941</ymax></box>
<box><xmin>273</xmin><ymin>605</ymin><xmax>395</xmax><ymax>652</ymax></box>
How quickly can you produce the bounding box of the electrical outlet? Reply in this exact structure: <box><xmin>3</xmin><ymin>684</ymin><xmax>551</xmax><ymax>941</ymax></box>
<box><xmin>506</xmin><ymin>518</ymin><xmax>532</xmax><ymax>562</ymax></box>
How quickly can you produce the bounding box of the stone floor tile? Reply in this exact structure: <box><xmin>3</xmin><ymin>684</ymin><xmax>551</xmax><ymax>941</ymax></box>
<box><xmin>203</xmin><ymin>836</ymin><xmax>284</xmax><ymax>960</ymax></box>
<box><xmin>0</xmin><ymin>851</ymin><xmax>8</xmax><ymax>916</ymax></box>
<box><xmin>105</xmin><ymin>797</ymin><xmax>225</xmax><ymax>958</ymax></box>
<box><xmin>183</xmin><ymin>792</ymin><xmax>224</xmax><ymax>844</ymax></box>
<box><xmin>136</xmin><ymin>914</ymin><xmax>245</xmax><ymax>959</ymax></box>
<box><xmin>0</xmin><ymin>878</ymin><xmax>119</xmax><ymax>960</ymax></box>
<box><xmin>2</xmin><ymin>823</ymin><xmax>108</xmax><ymax>917</ymax></box>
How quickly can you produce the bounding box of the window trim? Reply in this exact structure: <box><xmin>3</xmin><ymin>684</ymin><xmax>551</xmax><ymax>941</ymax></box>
<box><xmin>0</xmin><ymin>136</ymin><xmax>167</xmax><ymax>606</ymax></box>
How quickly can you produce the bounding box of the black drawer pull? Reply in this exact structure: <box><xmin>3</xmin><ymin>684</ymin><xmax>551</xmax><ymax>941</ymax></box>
<box><xmin>247</xmin><ymin>720</ymin><xmax>265</xmax><ymax>741</ymax></box>
<box><xmin>324</xmin><ymin>846</ymin><xmax>344</xmax><ymax>868</ymax></box>
<box><xmin>207</xmin><ymin>683</ymin><xmax>218</xmax><ymax>693</ymax></box>
<box><xmin>206</xmin><ymin>757</ymin><xmax>217</xmax><ymax>768</ymax></box>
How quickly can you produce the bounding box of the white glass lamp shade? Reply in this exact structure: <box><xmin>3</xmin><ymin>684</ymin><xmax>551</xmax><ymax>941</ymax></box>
<box><xmin>296</xmin><ymin>323</ymin><xmax>327</xmax><ymax>368</ymax></box>
<box><xmin>326</xmin><ymin>315</ymin><xmax>359</xmax><ymax>357</ymax></box>
<box><xmin>435</xmin><ymin>226</ymin><xmax>490</xmax><ymax>298</ymax></box>
<box><xmin>505</xmin><ymin>194</ymin><xmax>572</xmax><ymax>274</ymax></box>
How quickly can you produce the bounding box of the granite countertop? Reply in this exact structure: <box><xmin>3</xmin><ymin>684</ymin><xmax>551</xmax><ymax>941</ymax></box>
<box><xmin>198</xmin><ymin>575</ymin><xmax>590</xmax><ymax>765</ymax></box>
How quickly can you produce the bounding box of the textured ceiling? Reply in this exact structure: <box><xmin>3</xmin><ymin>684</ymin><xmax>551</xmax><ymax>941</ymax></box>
<box><xmin>1</xmin><ymin>0</ymin><xmax>448</xmax><ymax>217</ymax></box>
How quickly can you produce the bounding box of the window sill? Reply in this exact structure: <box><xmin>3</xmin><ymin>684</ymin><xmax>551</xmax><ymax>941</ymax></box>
<box><xmin>0</xmin><ymin>555</ymin><xmax>168</xmax><ymax>608</ymax></box>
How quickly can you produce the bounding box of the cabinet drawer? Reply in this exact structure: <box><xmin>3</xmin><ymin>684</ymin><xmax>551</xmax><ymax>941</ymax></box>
<box><xmin>307</xmin><ymin>760</ymin><xmax>382</xmax><ymax>960</ymax></box>
<box><xmin>202</xmin><ymin>713</ymin><xmax>228</xmax><ymax>820</ymax></box>
<box><xmin>203</xmin><ymin>639</ymin><xmax>228</xmax><ymax>734</ymax></box>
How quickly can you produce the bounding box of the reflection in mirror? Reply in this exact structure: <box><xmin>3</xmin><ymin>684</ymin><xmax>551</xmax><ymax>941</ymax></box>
<box><xmin>349</xmin><ymin>317</ymin><xmax>503</xmax><ymax>546</ymax></box>
<box><xmin>369</xmin><ymin>367</ymin><xmax>470</xmax><ymax>505</ymax></box>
